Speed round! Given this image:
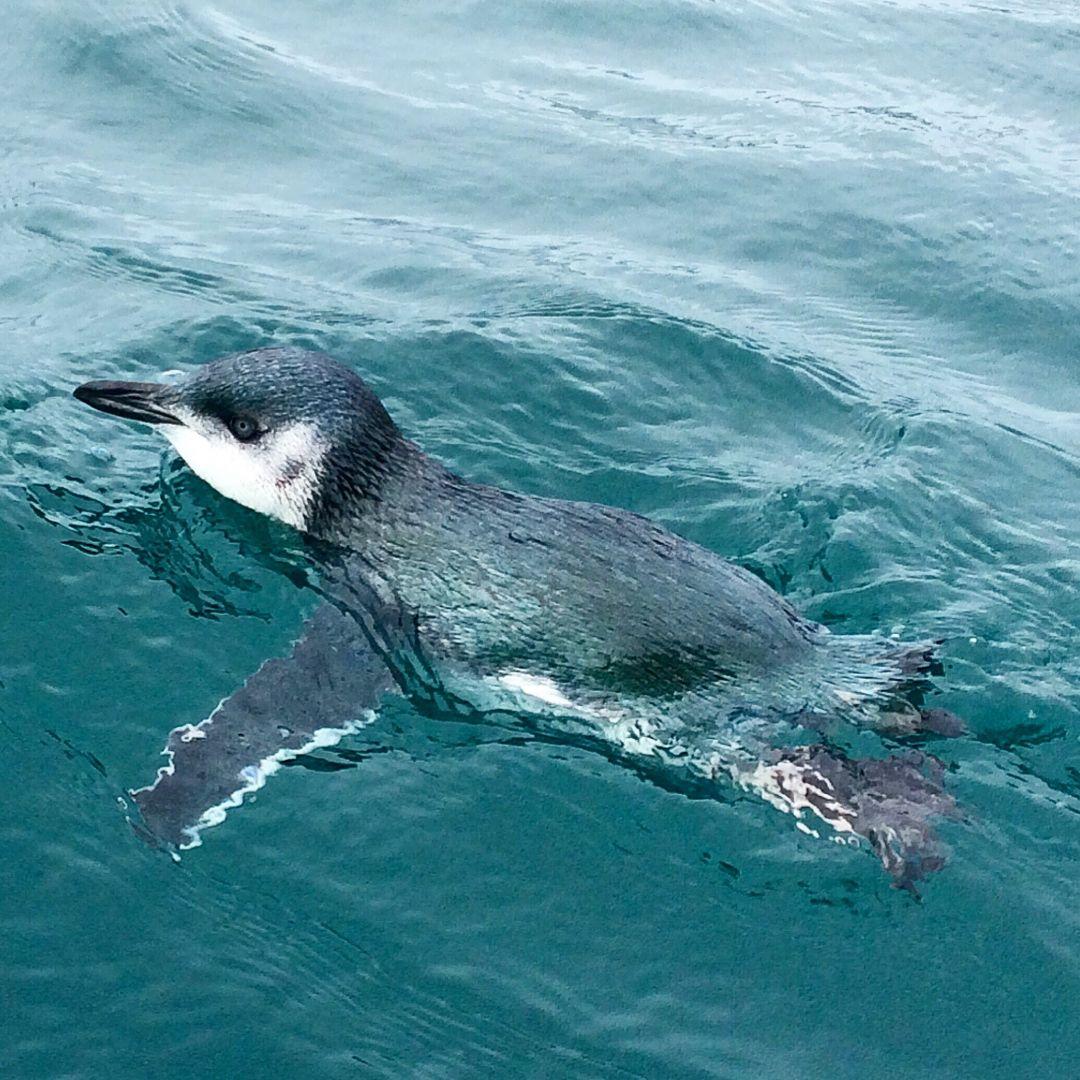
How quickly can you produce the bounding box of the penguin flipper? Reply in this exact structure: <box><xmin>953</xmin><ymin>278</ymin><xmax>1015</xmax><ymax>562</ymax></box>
<box><xmin>130</xmin><ymin>603</ymin><xmax>396</xmax><ymax>851</ymax></box>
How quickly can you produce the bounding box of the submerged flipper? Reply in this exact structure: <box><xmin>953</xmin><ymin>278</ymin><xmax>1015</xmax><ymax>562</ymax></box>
<box><xmin>131</xmin><ymin>604</ymin><xmax>396</xmax><ymax>850</ymax></box>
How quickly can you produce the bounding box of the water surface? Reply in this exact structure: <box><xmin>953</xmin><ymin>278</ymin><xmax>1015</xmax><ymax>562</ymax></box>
<box><xmin>2</xmin><ymin>2</ymin><xmax>1079</xmax><ymax>1076</ymax></box>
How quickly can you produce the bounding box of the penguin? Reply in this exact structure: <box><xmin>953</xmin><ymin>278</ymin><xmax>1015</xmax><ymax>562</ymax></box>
<box><xmin>75</xmin><ymin>348</ymin><xmax>962</xmax><ymax>888</ymax></box>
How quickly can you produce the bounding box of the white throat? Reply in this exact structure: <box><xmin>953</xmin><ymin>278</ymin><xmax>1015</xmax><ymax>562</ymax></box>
<box><xmin>162</xmin><ymin>417</ymin><xmax>326</xmax><ymax>532</ymax></box>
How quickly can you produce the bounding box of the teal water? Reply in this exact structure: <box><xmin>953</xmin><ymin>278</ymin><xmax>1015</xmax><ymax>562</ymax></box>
<box><xmin>2</xmin><ymin>1</ymin><xmax>1079</xmax><ymax>1076</ymax></box>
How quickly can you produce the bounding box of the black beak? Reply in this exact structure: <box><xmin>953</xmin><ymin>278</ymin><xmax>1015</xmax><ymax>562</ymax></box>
<box><xmin>73</xmin><ymin>381</ymin><xmax>182</xmax><ymax>426</ymax></box>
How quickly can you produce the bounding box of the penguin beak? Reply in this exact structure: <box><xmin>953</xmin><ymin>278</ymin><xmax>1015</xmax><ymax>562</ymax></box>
<box><xmin>73</xmin><ymin>381</ymin><xmax>182</xmax><ymax>426</ymax></box>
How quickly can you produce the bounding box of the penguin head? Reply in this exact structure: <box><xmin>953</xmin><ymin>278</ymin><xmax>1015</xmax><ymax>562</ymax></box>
<box><xmin>75</xmin><ymin>348</ymin><xmax>404</xmax><ymax>532</ymax></box>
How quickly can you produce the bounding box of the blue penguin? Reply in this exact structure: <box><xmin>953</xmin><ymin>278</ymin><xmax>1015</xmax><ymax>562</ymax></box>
<box><xmin>74</xmin><ymin>348</ymin><xmax>961</xmax><ymax>887</ymax></box>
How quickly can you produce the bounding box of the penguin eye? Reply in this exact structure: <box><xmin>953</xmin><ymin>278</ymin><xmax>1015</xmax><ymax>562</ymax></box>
<box><xmin>227</xmin><ymin>415</ymin><xmax>261</xmax><ymax>442</ymax></box>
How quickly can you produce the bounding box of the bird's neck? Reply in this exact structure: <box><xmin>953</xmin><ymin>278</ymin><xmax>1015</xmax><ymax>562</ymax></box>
<box><xmin>307</xmin><ymin>434</ymin><xmax>469</xmax><ymax>554</ymax></box>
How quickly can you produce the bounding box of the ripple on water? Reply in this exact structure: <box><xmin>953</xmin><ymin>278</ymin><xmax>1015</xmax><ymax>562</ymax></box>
<box><xmin>2</xmin><ymin>0</ymin><xmax>1079</xmax><ymax>1075</ymax></box>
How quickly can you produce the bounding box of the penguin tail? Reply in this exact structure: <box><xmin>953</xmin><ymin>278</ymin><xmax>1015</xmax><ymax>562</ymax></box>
<box><xmin>819</xmin><ymin>634</ymin><xmax>967</xmax><ymax>738</ymax></box>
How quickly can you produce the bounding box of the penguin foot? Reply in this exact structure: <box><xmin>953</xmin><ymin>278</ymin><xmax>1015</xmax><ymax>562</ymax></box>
<box><xmin>760</xmin><ymin>745</ymin><xmax>960</xmax><ymax>893</ymax></box>
<box><xmin>872</xmin><ymin>702</ymin><xmax>967</xmax><ymax>738</ymax></box>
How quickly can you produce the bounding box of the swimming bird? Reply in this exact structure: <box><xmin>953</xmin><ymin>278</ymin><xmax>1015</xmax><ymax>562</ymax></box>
<box><xmin>74</xmin><ymin>347</ymin><xmax>961</xmax><ymax>888</ymax></box>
